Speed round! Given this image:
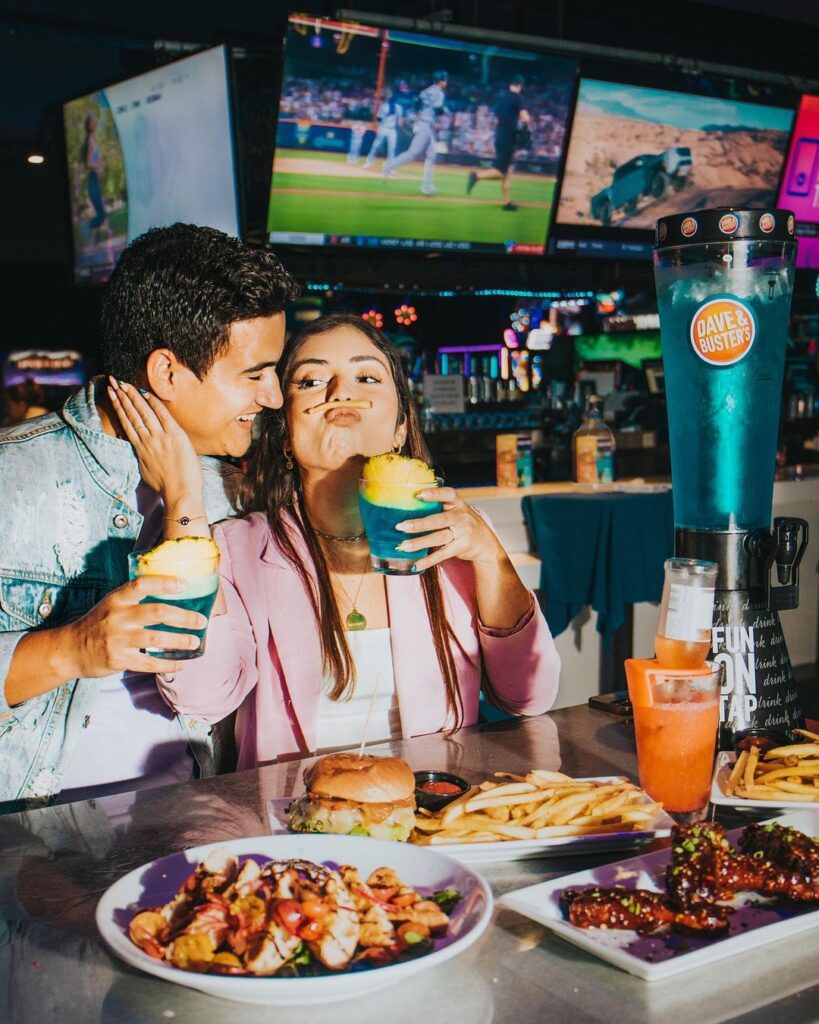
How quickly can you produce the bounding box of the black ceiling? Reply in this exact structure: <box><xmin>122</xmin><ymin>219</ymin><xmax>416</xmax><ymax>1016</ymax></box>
<box><xmin>4</xmin><ymin>0</ymin><xmax>819</xmax><ymax>144</ymax></box>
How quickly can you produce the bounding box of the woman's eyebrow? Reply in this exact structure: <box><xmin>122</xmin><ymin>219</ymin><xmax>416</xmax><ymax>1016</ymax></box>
<box><xmin>290</xmin><ymin>354</ymin><xmax>388</xmax><ymax>372</ymax></box>
<box><xmin>290</xmin><ymin>357</ymin><xmax>328</xmax><ymax>371</ymax></box>
<box><xmin>350</xmin><ymin>354</ymin><xmax>388</xmax><ymax>370</ymax></box>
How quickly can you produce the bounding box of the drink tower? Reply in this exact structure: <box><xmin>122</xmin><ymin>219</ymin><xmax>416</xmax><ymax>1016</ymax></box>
<box><xmin>653</xmin><ymin>208</ymin><xmax>809</xmax><ymax>749</ymax></box>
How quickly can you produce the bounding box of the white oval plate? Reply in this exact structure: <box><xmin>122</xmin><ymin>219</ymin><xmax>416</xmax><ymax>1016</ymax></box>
<box><xmin>96</xmin><ymin>833</ymin><xmax>492</xmax><ymax>1006</ymax></box>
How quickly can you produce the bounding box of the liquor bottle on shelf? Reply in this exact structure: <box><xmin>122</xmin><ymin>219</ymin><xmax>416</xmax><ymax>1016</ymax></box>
<box><xmin>572</xmin><ymin>395</ymin><xmax>615</xmax><ymax>485</ymax></box>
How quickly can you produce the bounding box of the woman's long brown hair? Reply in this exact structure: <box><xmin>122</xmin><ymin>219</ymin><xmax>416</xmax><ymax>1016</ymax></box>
<box><xmin>240</xmin><ymin>312</ymin><xmax>468</xmax><ymax>729</ymax></box>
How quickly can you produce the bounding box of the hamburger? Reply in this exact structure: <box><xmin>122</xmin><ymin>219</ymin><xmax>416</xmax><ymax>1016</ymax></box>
<box><xmin>287</xmin><ymin>753</ymin><xmax>417</xmax><ymax>842</ymax></box>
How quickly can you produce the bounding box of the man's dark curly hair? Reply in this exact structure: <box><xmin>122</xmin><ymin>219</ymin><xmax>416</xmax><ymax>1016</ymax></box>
<box><xmin>100</xmin><ymin>223</ymin><xmax>300</xmax><ymax>382</ymax></box>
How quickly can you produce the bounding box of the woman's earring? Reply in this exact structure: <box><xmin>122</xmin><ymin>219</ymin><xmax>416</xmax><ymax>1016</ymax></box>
<box><xmin>392</xmin><ymin>442</ymin><xmax>402</xmax><ymax>454</ymax></box>
<box><xmin>284</xmin><ymin>449</ymin><xmax>294</xmax><ymax>471</ymax></box>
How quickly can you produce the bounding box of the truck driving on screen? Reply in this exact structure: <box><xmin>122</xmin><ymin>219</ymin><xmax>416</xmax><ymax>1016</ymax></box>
<box><xmin>591</xmin><ymin>146</ymin><xmax>693</xmax><ymax>225</ymax></box>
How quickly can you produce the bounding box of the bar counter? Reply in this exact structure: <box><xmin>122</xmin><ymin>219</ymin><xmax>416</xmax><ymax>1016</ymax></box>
<box><xmin>2</xmin><ymin>706</ymin><xmax>818</xmax><ymax>1023</ymax></box>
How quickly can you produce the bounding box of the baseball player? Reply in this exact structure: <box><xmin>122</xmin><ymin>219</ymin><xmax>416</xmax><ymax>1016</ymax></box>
<box><xmin>364</xmin><ymin>88</ymin><xmax>404</xmax><ymax>169</ymax></box>
<box><xmin>384</xmin><ymin>71</ymin><xmax>449</xmax><ymax>195</ymax></box>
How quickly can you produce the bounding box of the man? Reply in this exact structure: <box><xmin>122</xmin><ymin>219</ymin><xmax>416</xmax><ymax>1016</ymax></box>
<box><xmin>466</xmin><ymin>74</ymin><xmax>531</xmax><ymax>211</ymax></box>
<box><xmin>0</xmin><ymin>224</ymin><xmax>299</xmax><ymax>812</ymax></box>
<box><xmin>363</xmin><ymin>87</ymin><xmax>403</xmax><ymax>169</ymax></box>
<box><xmin>384</xmin><ymin>71</ymin><xmax>449</xmax><ymax>195</ymax></box>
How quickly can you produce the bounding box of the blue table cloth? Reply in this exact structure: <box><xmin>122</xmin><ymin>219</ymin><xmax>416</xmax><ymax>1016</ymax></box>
<box><xmin>522</xmin><ymin>489</ymin><xmax>674</xmax><ymax>641</ymax></box>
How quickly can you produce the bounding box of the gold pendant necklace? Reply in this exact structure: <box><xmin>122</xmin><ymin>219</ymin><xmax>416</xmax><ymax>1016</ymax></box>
<box><xmin>332</xmin><ymin>553</ymin><xmax>370</xmax><ymax>631</ymax></box>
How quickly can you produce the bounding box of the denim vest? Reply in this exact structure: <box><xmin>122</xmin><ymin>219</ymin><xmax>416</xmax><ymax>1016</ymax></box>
<box><xmin>0</xmin><ymin>380</ymin><xmax>242</xmax><ymax>812</ymax></box>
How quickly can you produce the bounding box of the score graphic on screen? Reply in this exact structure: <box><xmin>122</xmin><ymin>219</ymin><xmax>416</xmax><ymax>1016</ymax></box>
<box><xmin>267</xmin><ymin>15</ymin><xmax>576</xmax><ymax>255</ymax></box>
<box><xmin>777</xmin><ymin>95</ymin><xmax>819</xmax><ymax>268</ymax></box>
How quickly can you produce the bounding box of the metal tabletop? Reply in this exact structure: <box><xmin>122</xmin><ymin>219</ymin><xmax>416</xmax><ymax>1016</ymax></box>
<box><xmin>1</xmin><ymin>705</ymin><xmax>818</xmax><ymax>1024</ymax></box>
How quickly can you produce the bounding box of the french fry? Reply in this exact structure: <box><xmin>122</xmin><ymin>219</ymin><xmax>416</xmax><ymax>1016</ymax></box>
<box><xmin>757</xmin><ymin>764</ymin><xmax>819</xmax><ymax>784</ymax></box>
<box><xmin>771</xmin><ymin>780</ymin><xmax>819</xmax><ymax>796</ymax></box>
<box><xmin>426</xmin><ymin>833</ymin><xmax>501</xmax><ymax>845</ymax></box>
<box><xmin>525</xmin><ymin>770</ymin><xmax>573</xmax><ymax>784</ymax></box>
<box><xmin>464</xmin><ymin>790</ymin><xmax>548</xmax><ymax>813</ymax></box>
<box><xmin>743</xmin><ymin>745</ymin><xmax>760</xmax><ymax>791</ymax></box>
<box><xmin>456</xmin><ymin>814</ymin><xmax>534</xmax><ymax>839</ymax></box>
<box><xmin>737</xmin><ymin>785</ymin><xmax>807</xmax><ymax>801</ymax></box>
<box><xmin>725</xmin><ymin>749</ymin><xmax>748</xmax><ymax>796</ymax></box>
<box><xmin>533</xmin><ymin>821</ymin><xmax>631</xmax><ymax>838</ymax></box>
<box><xmin>440</xmin><ymin>787</ymin><xmax>480</xmax><ymax>827</ymax></box>
<box><xmin>793</xmin><ymin>728</ymin><xmax>819</xmax><ymax>743</ymax></box>
<box><xmin>763</xmin><ymin>743</ymin><xmax>819</xmax><ymax>761</ymax></box>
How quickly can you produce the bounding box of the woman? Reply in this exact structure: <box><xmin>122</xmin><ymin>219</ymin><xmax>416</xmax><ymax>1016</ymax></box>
<box><xmin>82</xmin><ymin>112</ymin><xmax>112</xmax><ymax>245</ymax></box>
<box><xmin>112</xmin><ymin>313</ymin><xmax>559</xmax><ymax>769</ymax></box>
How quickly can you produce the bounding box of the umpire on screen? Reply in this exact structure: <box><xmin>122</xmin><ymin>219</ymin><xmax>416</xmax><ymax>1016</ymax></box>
<box><xmin>467</xmin><ymin>73</ymin><xmax>532</xmax><ymax>211</ymax></box>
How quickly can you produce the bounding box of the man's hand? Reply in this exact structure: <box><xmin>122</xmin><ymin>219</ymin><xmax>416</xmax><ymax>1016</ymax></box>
<box><xmin>67</xmin><ymin>576</ymin><xmax>208</xmax><ymax>678</ymax></box>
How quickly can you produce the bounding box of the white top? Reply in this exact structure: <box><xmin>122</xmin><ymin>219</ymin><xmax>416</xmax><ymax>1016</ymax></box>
<box><xmin>59</xmin><ymin>671</ymin><xmax>193</xmax><ymax>802</ymax></box>
<box><xmin>316</xmin><ymin>628</ymin><xmax>401</xmax><ymax>753</ymax></box>
<box><xmin>59</xmin><ymin>481</ymin><xmax>193</xmax><ymax>803</ymax></box>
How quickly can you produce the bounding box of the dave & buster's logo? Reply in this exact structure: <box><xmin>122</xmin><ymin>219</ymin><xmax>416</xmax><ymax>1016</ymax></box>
<box><xmin>759</xmin><ymin>213</ymin><xmax>775</xmax><ymax>234</ymax></box>
<box><xmin>787</xmin><ymin>215</ymin><xmax>795</xmax><ymax>234</ymax></box>
<box><xmin>719</xmin><ymin>213</ymin><xmax>739</xmax><ymax>234</ymax></box>
<box><xmin>689</xmin><ymin>296</ymin><xmax>756</xmax><ymax>367</ymax></box>
<box><xmin>681</xmin><ymin>217</ymin><xmax>698</xmax><ymax>238</ymax></box>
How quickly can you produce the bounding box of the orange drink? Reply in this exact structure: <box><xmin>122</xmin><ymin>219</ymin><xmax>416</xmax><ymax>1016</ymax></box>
<box><xmin>625</xmin><ymin>658</ymin><xmax>723</xmax><ymax>822</ymax></box>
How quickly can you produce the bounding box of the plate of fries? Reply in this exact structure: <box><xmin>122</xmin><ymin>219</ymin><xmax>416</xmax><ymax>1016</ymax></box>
<box><xmin>408</xmin><ymin>770</ymin><xmax>673</xmax><ymax>864</ymax></box>
<box><xmin>712</xmin><ymin>728</ymin><xmax>819</xmax><ymax>810</ymax></box>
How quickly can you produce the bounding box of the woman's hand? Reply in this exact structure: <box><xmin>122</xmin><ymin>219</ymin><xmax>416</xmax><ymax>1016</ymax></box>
<box><xmin>394</xmin><ymin>486</ymin><xmax>506</xmax><ymax>573</ymax></box>
<box><xmin>107</xmin><ymin>377</ymin><xmax>203</xmax><ymax>511</ymax></box>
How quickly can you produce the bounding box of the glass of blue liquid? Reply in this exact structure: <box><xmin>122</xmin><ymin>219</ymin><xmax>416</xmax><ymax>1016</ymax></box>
<box><xmin>358</xmin><ymin>456</ymin><xmax>443</xmax><ymax>575</ymax></box>
<box><xmin>127</xmin><ymin>546</ymin><xmax>220</xmax><ymax>659</ymax></box>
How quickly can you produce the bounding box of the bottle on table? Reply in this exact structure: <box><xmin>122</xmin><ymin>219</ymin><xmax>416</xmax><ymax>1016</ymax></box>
<box><xmin>654</xmin><ymin>557</ymin><xmax>718</xmax><ymax>669</ymax></box>
<box><xmin>572</xmin><ymin>395</ymin><xmax>616</xmax><ymax>485</ymax></box>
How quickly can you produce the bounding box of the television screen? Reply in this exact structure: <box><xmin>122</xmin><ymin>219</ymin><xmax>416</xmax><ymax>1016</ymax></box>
<box><xmin>777</xmin><ymin>94</ymin><xmax>819</xmax><ymax>268</ymax></box>
<box><xmin>268</xmin><ymin>15</ymin><xmax>576</xmax><ymax>255</ymax></box>
<box><xmin>63</xmin><ymin>46</ymin><xmax>239</xmax><ymax>284</ymax></box>
<box><xmin>551</xmin><ymin>78</ymin><xmax>793</xmax><ymax>258</ymax></box>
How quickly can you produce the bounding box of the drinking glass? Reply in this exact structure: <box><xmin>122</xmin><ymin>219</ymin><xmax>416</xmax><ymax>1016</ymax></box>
<box><xmin>127</xmin><ymin>548</ymin><xmax>220</xmax><ymax>659</ymax></box>
<box><xmin>358</xmin><ymin>477</ymin><xmax>443</xmax><ymax>575</ymax></box>
<box><xmin>625</xmin><ymin>658</ymin><xmax>724</xmax><ymax>822</ymax></box>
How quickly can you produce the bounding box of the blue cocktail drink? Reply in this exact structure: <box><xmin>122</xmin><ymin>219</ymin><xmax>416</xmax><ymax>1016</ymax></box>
<box><xmin>128</xmin><ymin>538</ymin><xmax>220</xmax><ymax>659</ymax></box>
<box><xmin>654</xmin><ymin>213</ymin><xmax>796</xmax><ymax>531</ymax></box>
<box><xmin>359</xmin><ymin>453</ymin><xmax>442</xmax><ymax>575</ymax></box>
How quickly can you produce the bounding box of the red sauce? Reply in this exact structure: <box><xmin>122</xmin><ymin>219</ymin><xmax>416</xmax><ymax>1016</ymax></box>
<box><xmin>419</xmin><ymin>780</ymin><xmax>462</xmax><ymax>796</ymax></box>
